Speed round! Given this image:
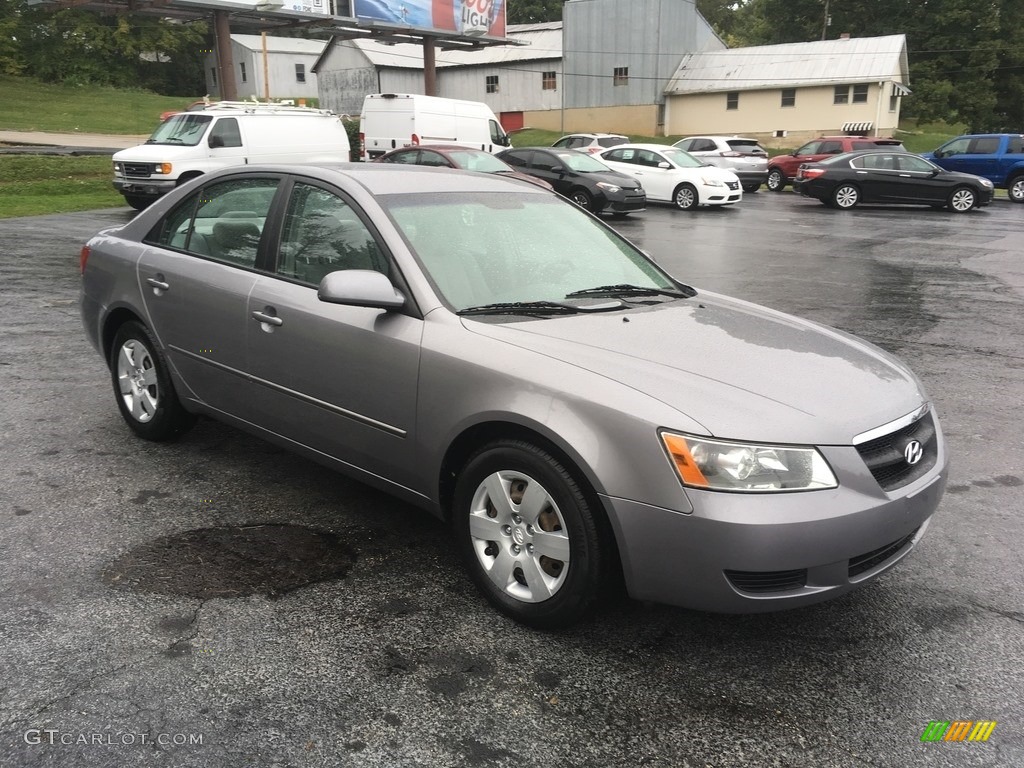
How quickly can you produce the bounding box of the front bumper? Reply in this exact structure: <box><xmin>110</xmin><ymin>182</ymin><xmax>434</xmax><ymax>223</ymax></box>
<box><xmin>604</xmin><ymin>189</ymin><xmax>647</xmax><ymax>213</ymax></box>
<box><xmin>601</xmin><ymin>441</ymin><xmax>948</xmax><ymax>613</ymax></box>
<box><xmin>112</xmin><ymin>178</ymin><xmax>176</xmax><ymax>199</ymax></box>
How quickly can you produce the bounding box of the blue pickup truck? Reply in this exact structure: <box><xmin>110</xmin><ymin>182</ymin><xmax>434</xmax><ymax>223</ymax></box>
<box><xmin>924</xmin><ymin>134</ymin><xmax>1024</xmax><ymax>203</ymax></box>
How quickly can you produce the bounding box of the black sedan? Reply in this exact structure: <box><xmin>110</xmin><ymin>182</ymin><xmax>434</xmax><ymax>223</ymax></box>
<box><xmin>792</xmin><ymin>150</ymin><xmax>995</xmax><ymax>212</ymax></box>
<box><xmin>496</xmin><ymin>147</ymin><xmax>646</xmax><ymax>215</ymax></box>
<box><xmin>373</xmin><ymin>144</ymin><xmax>554</xmax><ymax>191</ymax></box>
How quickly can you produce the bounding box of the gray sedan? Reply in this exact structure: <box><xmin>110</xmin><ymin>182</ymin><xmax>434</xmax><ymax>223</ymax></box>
<box><xmin>81</xmin><ymin>164</ymin><xmax>948</xmax><ymax>628</ymax></box>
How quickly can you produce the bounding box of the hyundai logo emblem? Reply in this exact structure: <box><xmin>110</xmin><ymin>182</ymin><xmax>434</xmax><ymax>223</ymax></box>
<box><xmin>904</xmin><ymin>440</ymin><xmax>924</xmax><ymax>466</ymax></box>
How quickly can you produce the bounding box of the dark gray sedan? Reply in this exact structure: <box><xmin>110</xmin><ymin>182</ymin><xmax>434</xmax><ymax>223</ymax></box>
<box><xmin>81</xmin><ymin>164</ymin><xmax>948</xmax><ymax>628</ymax></box>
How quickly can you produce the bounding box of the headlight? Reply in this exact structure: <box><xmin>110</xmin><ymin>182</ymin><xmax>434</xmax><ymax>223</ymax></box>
<box><xmin>596</xmin><ymin>182</ymin><xmax>621</xmax><ymax>193</ymax></box>
<box><xmin>155</xmin><ymin>163</ymin><xmax>173</xmax><ymax>175</ymax></box>
<box><xmin>980</xmin><ymin>179</ymin><xmax>993</xmax><ymax>188</ymax></box>
<box><xmin>113</xmin><ymin>162</ymin><xmax>123</xmax><ymax>173</ymax></box>
<box><xmin>661</xmin><ymin>431</ymin><xmax>837</xmax><ymax>493</ymax></box>
<box><xmin>701</xmin><ymin>177</ymin><xmax>725</xmax><ymax>187</ymax></box>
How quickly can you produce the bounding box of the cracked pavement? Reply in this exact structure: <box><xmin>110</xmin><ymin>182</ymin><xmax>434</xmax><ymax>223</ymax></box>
<box><xmin>1</xmin><ymin>193</ymin><xmax>1022</xmax><ymax>767</ymax></box>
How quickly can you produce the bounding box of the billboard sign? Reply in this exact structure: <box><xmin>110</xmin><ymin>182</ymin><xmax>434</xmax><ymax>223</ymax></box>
<box><xmin>279</xmin><ymin>0</ymin><xmax>331</xmax><ymax>14</ymax></box>
<box><xmin>355</xmin><ymin>0</ymin><xmax>506</xmax><ymax>37</ymax></box>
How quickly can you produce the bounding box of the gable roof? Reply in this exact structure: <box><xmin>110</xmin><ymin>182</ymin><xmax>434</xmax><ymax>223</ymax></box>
<box><xmin>314</xmin><ymin>23</ymin><xmax>562</xmax><ymax>72</ymax></box>
<box><xmin>665</xmin><ymin>34</ymin><xmax>909</xmax><ymax>95</ymax></box>
<box><xmin>231</xmin><ymin>34</ymin><xmax>328</xmax><ymax>57</ymax></box>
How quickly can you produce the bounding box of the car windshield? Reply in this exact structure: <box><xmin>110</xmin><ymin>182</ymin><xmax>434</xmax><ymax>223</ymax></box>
<box><xmin>446</xmin><ymin>151</ymin><xmax>510</xmax><ymax>173</ymax></box>
<box><xmin>658</xmin><ymin>147</ymin><xmax>705</xmax><ymax>168</ymax></box>
<box><xmin>555</xmin><ymin>151</ymin><xmax>611</xmax><ymax>172</ymax></box>
<box><xmin>382</xmin><ymin>192</ymin><xmax>678</xmax><ymax>312</ymax></box>
<box><xmin>725</xmin><ymin>140</ymin><xmax>767</xmax><ymax>155</ymax></box>
<box><xmin>147</xmin><ymin>114</ymin><xmax>212</xmax><ymax>146</ymax></box>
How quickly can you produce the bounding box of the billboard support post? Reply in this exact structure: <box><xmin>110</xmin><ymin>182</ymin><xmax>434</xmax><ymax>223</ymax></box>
<box><xmin>423</xmin><ymin>37</ymin><xmax>437</xmax><ymax>96</ymax></box>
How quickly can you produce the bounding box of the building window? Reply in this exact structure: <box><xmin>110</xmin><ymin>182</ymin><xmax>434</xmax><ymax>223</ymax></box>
<box><xmin>852</xmin><ymin>83</ymin><xmax>869</xmax><ymax>103</ymax></box>
<box><xmin>486</xmin><ymin>75</ymin><xmax>499</xmax><ymax>94</ymax></box>
<box><xmin>239</xmin><ymin>62</ymin><xmax>247</xmax><ymax>83</ymax></box>
<box><xmin>613</xmin><ymin>66</ymin><xmax>629</xmax><ymax>86</ymax></box>
<box><xmin>889</xmin><ymin>84</ymin><xmax>899</xmax><ymax>112</ymax></box>
<box><xmin>295</xmin><ymin>63</ymin><xmax>306</xmax><ymax>84</ymax></box>
<box><xmin>542</xmin><ymin>71</ymin><xmax>557</xmax><ymax>91</ymax></box>
<box><xmin>781</xmin><ymin>88</ymin><xmax>796</xmax><ymax>107</ymax></box>
<box><xmin>726</xmin><ymin>91</ymin><xmax>738</xmax><ymax>110</ymax></box>
<box><xmin>834</xmin><ymin>85</ymin><xmax>849</xmax><ymax>104</ymax></box>
<box><xmin>211</xmin><ymin>67</ymin><xmax>217</xmax><ymax>86</ymax></box>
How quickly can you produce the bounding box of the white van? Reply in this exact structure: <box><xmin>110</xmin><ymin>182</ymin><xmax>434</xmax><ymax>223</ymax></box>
<box><xmin>112</xmin><ymin>102</ymin><xmax>351</xmax><ymax>210</ymax></box>
<box><xmin>359</xmin><ymin>93</ymin><xmax>510</xmax><ymax>161</ymax></box>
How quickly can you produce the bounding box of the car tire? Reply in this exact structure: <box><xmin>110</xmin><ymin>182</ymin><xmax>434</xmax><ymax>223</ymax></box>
<box><xmin>673</xmin><ymin>183</ymin><xmax>698</xmax><ymax>211</ymax></box>
<box><xmin>947</xmin><ymin>186</ymin><xmax>976</xmax><ymax>213</ymax></box>
<box><xmin>742</xmin><ymin>183</ymin><xmax>761</xmax><ymax>193</ymax></box>
<box><xmin>109</xmin><ymin>321</ymin><xmax>196</xmax><ymax>441</ymax></box>
<box><xmin>832</xmin><ymin>184</ymin><xmax>860</xmax><ymax>209</ymax></box>
<box><xmin>569</xmin><ymin>189</ymin><xmax>593</xmax><ymax>211</ymax></box>
<box><xmin>453</xmin><ymin>440</ymin><xmax>610</xmax><ymax>629</ymax></box>
<box><xmin>123</xmin><ymin>195</ymin><xmax>152</xmax><ymax>211</ymax></box>
<box><xmin>1007</xmin><ymin>174</ymin><xmax>1024</xmax><ymax>204</ymax></box>
<box><xmin>766</xmin><ymin>169</ymin><xmax>785</xmax><ymax>192</ymax></box>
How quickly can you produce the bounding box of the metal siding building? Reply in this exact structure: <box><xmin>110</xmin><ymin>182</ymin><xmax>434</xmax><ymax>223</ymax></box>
<box><xmin>205</xmin><ymin>35</ymin><xmax>325</xmax><ymax>101</ymax></box>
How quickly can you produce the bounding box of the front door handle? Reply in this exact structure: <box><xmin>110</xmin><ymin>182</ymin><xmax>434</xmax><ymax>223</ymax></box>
<box><xmin>251</xmin><ymin>310</ymin><xmax>283</xmax><ymax>327</ymax></box>
<box><xmin>146</xmin><ymin>277</ymin><xmax>170</xmax><ymax>291</ymax></box>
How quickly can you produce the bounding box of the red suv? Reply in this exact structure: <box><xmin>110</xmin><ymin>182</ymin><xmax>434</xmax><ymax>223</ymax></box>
<box><xmin>767</xmin><ymin>136</ymin><xmax>904</xmax><ymax>191</ymax></box>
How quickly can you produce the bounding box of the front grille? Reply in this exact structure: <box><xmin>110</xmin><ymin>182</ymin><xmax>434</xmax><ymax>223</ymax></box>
<box><xmin>848</xmin><ymin>527</ymin><xmax>920</xmax><ymax>578</ymax></box>
<box><xmin>123</xmin><ymin>163</ymin><xmax>154</xmax><ymax>178</ymax></box>
<box><xmin>725</xmin><ymin>568</ymin><xmax>807</xmax><ymax>594</ymax></box>
<box><xmin>855</xmin><ymin>411</ymin><xmax>937</xmax><ymax>492</ymax></box>
<box><xmin>726</xmin><ymin>181</ymin><xmax>740</xmax><ymax>190</ymax></box>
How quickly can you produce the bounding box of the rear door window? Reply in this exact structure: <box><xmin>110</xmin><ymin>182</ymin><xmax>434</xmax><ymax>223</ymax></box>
<box><xmin>968</xmin><ymin>137</ymin><xmax>1001</xmax><ymax>154</ymax></box>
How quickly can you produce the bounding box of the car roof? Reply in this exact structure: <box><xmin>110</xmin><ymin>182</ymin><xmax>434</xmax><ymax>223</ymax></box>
<box><xmin>559</xmin><ymin>133</ymin><xmax>628</xmax><ymax>139</ymax></box>
<box><xmin>681</xmin><ymin>135</ymin><xmax>759</xmax><ymax>140</ymax></box>
<box><xmin>816</xmin><ymin>135</ymin><xmax>902</xmax><ymax>141</ymax></box>
<box><xmin>384</xmin><ymin>144</ymin><xmax>487</xmax><ymax>154</ymax></box>
<box><xmin>603</xmin><ymin>143</ymin><xmax>676</xmax><ymax>152</ymax></box>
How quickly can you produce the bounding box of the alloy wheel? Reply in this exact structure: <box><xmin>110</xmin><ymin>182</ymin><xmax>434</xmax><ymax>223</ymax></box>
<box><xmin>116</xmin><ymin>339</ymin><xmax>159</xmax><ymax>423</ymax></box>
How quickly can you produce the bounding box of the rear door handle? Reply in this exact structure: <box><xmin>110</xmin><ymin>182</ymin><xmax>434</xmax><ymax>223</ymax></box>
<box><xmin>251</xmin><ymin>310</ymin><xmax>283</xmax><ymax>327</ymax></box>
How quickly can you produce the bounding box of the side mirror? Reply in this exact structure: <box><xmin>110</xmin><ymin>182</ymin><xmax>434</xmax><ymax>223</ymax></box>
<box><xmin>208</xmin><ymin>134</ymin><xmax>224</xmax><ymax>149</ymax></box>
<box><xmin>658</xmin><ymin>161</ymin><xmax>672</xmax><ymax>169</ymax></box>
<box><xmin>933</xmin><ymin>150</ymin><xmax>944</xmax><ymax>159</ymax></box>
<box><xmin>547</xmin><ymin>164</ymin><xmax>563</xmax><ymax>173</ymax></box>
<box><xmin>318</xmin><ymin>270</ymin><xmax>405</xmax><ymax>310</ymax></box>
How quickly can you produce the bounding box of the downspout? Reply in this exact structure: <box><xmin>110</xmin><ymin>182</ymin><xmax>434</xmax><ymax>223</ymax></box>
<box><xmin>875</xmin><ymin>80</ymin><xmax>885</xmax><ymax>137</ymax></box>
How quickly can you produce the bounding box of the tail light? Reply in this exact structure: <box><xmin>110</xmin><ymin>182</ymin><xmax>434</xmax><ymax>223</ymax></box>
<box><xmin>80</xmin><ymin>245</ymin><xmax>91</xmax><ymax>274</ymax></box>
<box><xmin>720</xmin><ymin>151</ymin><xmax>745</xmax><ymax>157</ymax></box>
<box><xmin>411</xmin><ymin>133</ymin><xmax>420</xmax><ymax>146</ymax></box>
<box><xmin>800</xmin><ymin>167</ymin><xmax>826</xmax><ymax>180</ymax></box>
<box><xmin>358</xmin><ymin>131</ymin><xmax>365</xmax><ymax>160</ymax></box>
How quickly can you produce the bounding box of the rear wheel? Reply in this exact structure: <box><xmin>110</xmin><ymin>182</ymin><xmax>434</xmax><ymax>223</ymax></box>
<box><xmin>1007</xmin><ymin>174</ymin><xmax>1024</xmax><ymax>204</ymax></box>
<box><xmin>110</xmin><ymin>321</ymin><xmax>196</xmax><ymax>441</ymax></box>
<box><xmin>453</xmin><ymin>440</ymin><xmax>610</xmax><ymax>629</ymax></box>
<box><xmin>742</xmin><ymin>183</ymin><xmax>761</xmax><ymax>193</ymax></box>
<box><xmin>832</xmin><ymin>184</ymin><xmax>860</xmax><ymax>209</ymax></box>
<box><xmin>947</xmin><ymin>186</ymin><xmax>976</xmax><ymax>212</ymax></box>
<box><xmin>569</xmin><ymin>189</ymin><xmax>593</xmax><ymax>211</ymax></box>
<box><xmin>766</xmin><ymin>169</ymin><xmax>785</xmax><ymax>192</ymax></box>
<box><xmin>672</xmin><ymin>183</ymin><xmax>698</xmax><ymax>210</ymax></box>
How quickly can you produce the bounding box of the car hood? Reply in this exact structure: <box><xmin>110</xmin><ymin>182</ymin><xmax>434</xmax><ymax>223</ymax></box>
<box><xmin>584</xmin><ymin>169</ymin><xmax>642</xmax><ymax>189</ymax></box>
<box><xmin>463</xmin><ymin>292</ymin><xmax>925</xmax><ymax>445</ymax></box>
<box><xmin>113</xmin><ymin>143</ymin><xmax>205</xmax><ymax>161</ymax></box>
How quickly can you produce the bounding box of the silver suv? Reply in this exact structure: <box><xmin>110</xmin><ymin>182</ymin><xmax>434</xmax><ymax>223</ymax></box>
<box><xmin>552</xmin><ymin>133</ymin><xmax>629</xmax><ymax>155</ymax></box>
<box><xmin>674</xmin><ymin>135</ymin><xmax>769</xmax><ymax>192</ymax></box>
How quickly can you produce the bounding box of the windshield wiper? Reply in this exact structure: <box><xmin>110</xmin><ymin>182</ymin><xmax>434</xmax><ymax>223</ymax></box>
<box><xmin>565</xmin><ymin>283</ymin><xmax>694</xmax><ymax>299</ymax></box>
<box><xmin>458</xmin><ymin>301</ymin><xmax>583</xmax><ymax>316</ymax></box>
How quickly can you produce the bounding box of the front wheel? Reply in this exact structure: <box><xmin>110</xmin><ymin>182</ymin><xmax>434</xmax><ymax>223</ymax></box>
<box><xmin>947</xmin><ymin>186</ymin><xmax>976</xmax><ymax>212</ymax></box>
<box><xmin>673</xmin><ymin>183</ymin><xmax>698</xmax><ymax>210</ymax></box>
<box><xmin>453</xmin><ymin>440</ymin><xmax>610</xmax><ymax>629</ymax></box>
<box><xmin>766</xmin><ymin>169</ymin><xmax>785</xmax><ymax>192</ymax></box>
<box><xmin>832</xmin><ymin>184</ymin><xmax>860</xmax><ymax>209</ymax></box>
<box><xmin>109</xmin><ymin>321</ymin><xmax>196</xmax><ymax>441</ymax></box>
<box><xmin>569</xmin><ymin>189</ymin><xmax>593</xmax><ymax>211</ymax></box>
<box><xmin>742</xmin><ymin>183</ymin><xmax>761</xmax><ymax>193</ymax></box>
<box><xmin>1007</xmin><ymin>174</ymin><xmax>1024</xmax><ymax>203</ymax></box>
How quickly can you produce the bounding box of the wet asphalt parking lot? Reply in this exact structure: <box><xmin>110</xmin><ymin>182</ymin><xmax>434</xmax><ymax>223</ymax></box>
<box><xmin>1</xmin><ymin>189</ymin><xmax>1022</xmax><ymax>768</ymax></box>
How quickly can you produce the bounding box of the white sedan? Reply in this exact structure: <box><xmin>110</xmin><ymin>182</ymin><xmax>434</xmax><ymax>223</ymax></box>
<box><xmin>598</xmin><ymin>143</ymin><xmax>743</xmax><ymax>210</ymax></box>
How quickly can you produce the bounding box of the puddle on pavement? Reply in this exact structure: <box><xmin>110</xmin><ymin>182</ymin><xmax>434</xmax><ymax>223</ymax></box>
<box><xmin>103</xmin><ymin>524</ymin><xmax>356</xmax><ymax>599</ymax></box>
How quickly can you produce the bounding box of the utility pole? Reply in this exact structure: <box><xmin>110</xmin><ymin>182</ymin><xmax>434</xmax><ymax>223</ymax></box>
<box><xmin>821</xmin><ymin>0</ymin><xmax>831</xmax><ymax>41</ymax></box>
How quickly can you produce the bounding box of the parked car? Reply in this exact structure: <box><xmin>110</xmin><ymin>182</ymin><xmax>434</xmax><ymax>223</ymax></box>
<box><xmin>767</xmin><ymin>136</ymin><xmax>905</xmax><ymax>192</ymax></box>
<box><xmin>81</xmin><ymin>163</ymin><xmax>947</xmax><ymax>628</ymax></box>
<box><xmin>159</xmin><ymin>100</ymin><xmax>211</xmax><ymax>122</ymax></box>
<box><xmin>598</xmin><ymin>143</ymin><xmax>742</xmax><ymax>210</ymax></box>
<box><xmin>673</xmin><ymin>135</ymin><xmax>768</xmax><ymax>192</ymax></box>
<box><xmin>923</xmin><ymin>133</ymin><xmax>1024</xmax><ymax>203</ymax></box>
<box><xmin>373</xmin><ymin>144</ymin><xmax>553</xmax><ymax>190</ymax></box>
<box><xmin>792</xmin><ymin>150</ymin><xmax>994</xmax><ymax>212</ymax></box>
<box><xmin>497</xmin><ymin>146</ymin><xmax>645</xmax><ymax>214</ymax></box>
<box><xmin>551</xmin><ymin>133</ymin><xmax>630</xmax><ymax>154</ymax></box>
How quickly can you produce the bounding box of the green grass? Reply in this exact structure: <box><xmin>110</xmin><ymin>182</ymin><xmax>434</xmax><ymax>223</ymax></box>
<box><xmin>0</xmin><ymin>155</ymin><xmax>124</xmax><ymax>218</ymax></box>
<box><xmin>0</xmin><ymin>75</ymin><xmax>200</xmax><ymax>134</ymax></box>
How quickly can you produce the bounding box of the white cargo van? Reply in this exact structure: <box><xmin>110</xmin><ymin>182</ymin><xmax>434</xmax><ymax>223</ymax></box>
<box><xmin>359</xmin><ymin>93</ymin><xmax>510</xmax><ymax>161</ymax></box>
<box><xmin>112</xmin><ymin>102</ymin><xmax>351</xmax><ymax>210</ymax></box>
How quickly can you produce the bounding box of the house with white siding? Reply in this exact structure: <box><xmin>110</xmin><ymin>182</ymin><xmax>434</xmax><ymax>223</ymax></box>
<box><xmin>204</xmin><ymin>34</ymin><xmax>326</xmax><ymax>102</ymax></box>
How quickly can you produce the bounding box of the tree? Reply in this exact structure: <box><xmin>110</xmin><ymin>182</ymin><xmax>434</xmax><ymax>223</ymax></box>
<box><xmin>507</xmin><ymin>0</ymin><xmax>563</xmax><ymax>25</ymax></box>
